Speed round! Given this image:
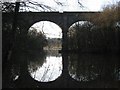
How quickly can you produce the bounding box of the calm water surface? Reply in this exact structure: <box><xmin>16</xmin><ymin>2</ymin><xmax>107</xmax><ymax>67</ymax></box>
<box><xmin>68</xmin><ymin>54</ymin><xmax>120</xmax><ymax>81</ymax></box>
<box><xmin>8</xmin><ymin>51</ymin><xmax>120</xmax><ymax>88</ymax></box>
<box><xmin>28</xmin><ymin>54</ymin><xmax>62</xmax><ymax>82</ymax></box>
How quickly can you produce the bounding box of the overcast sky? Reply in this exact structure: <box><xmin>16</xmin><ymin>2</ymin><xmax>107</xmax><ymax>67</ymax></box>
<box><xmin>4</xmin><ymin>0</ymin><xmax>120</xmax><ymax>11</ymax></box>
<box><xmin>17</xmin><ymin>0</ymin><xmax>120</xmax><ymax>11</ymax></box>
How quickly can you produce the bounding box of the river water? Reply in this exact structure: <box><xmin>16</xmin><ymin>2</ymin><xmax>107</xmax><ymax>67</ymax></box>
<box><xmin>3</xmin><ymin>50</ymin><xmax>120</xmax><ymax>88</ymax></box>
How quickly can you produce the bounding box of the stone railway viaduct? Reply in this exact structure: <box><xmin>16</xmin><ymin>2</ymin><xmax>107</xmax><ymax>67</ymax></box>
<box><xmin>3</xmin><ymin>12</ymin><xmax>109</xmax><ymax>88</ymax></box>
<box><xmin>3</xmin><ymin>12</ymin><xmax>101</xmax><ymax>51</ymax></box>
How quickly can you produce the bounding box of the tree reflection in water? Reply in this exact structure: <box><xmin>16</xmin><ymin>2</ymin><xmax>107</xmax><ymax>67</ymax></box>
<box><xmin>8</xmin><ymin>51</ymin><xmax>46</xmax><ymax>82</ymax></box>
<box><xmin>28</xmin><ymin>52</ymin><xmax>46</xmax><ymax>73</ymax></box>
<box><xmin>28</xmin><ymin>50</ymin><xmax>62</xmax><ymax>82</ymax></box>
<box><xmin>114</xmin><ymin>66</ymin><xmax>120</xmax><ymax>81</ymax></box>
<box><xmin>68</xmin><ymin>54</ymin><xmax>120</xmax><ymax>82</ymax></box>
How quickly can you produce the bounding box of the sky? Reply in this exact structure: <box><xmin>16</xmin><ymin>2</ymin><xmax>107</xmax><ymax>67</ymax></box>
<box><xmin>4</xmin><ymin>0</ymin><xmax>120</xmax><ymax>11</ymax></box>
<box><xmin>4</xmin><ymin>0</ymin><xmax>119</xmax><ymax>12</ymax></box>
<box><xmin>19</xmin><ymin>0</ymin><xmax>120</xmax><ymax>12</ymax></box>
<box><xmin>30</xmin><ymin>21</ymin><xmax>62</xmax><ymax>39</ymax></box>
<box><xmin>81</xmin><ymin>0</ymin><xmax>120</xmax><ymax>11</ymax></box>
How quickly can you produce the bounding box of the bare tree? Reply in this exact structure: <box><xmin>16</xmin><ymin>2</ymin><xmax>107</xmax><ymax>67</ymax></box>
<box><xmin>1</xmin><ymin>0</ymin><xmax>84</xmax><ymax>12</ymax></box>
<box><xmin>1</xmin><ymin>0</ymin><xmax>56</xmax><ymax>12</ymax></box>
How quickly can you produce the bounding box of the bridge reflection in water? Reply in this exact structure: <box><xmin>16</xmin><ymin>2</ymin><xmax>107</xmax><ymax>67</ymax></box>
<box><xmin>28</xmin><ymin>52</ymin><xmax>62</xmax><ymax>82</ymax></box>
<box><xmin>3</xmin><ymin>12</ymin><xmax>120</xmax><ymax>88</ymax></box>
<box><xmin>6</xmin><ymin>50</ymin><xmax>120</xmax><ymax>88</ymax></box>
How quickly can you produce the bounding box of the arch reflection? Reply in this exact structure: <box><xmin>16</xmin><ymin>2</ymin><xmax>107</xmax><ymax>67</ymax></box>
<box><xmin>28</xmin><ymin>51</ymin><xmax>62</xmax><ymax>82</ymax></box>
<box><xmin>68</xmin><ymin>54</ymin><xmax>120</xmax><ymax>82</ymax></box>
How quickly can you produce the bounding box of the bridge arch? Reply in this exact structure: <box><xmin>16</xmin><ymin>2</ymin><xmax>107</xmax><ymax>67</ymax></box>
<box><xmin>27</xmin><ymin>20</ymin><xmax>64</xmax><ymax>33</ymax></box>
<box><xmin>3</xmin><ymin>12</ymin><xmax>101</xmax><ymax>85</ymax></box>
<box><xmin>28</xmin><ymin>20</ymin><xmax>63</xmax><ymax>39</ymax></box>
<box><xmin>67</xmin><ymin>20</ymin><xmax>95</xmax><ymax>51</ymax></box>
<box><xmin>3</xmin><ymin>12</ymin><xmax>101</xmax><ymax>51</ymax></box>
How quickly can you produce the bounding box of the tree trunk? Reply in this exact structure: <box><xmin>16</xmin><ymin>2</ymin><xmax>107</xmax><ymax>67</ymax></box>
<box><xmin>7</xmin><ymin>2</ymin><xmax>20</xmax><ymax>61</ymax></box>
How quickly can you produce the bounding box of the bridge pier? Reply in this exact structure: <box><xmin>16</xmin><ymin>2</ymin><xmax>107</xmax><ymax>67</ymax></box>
<box><xmin>61</xmin><ymin>15</ymin><xmax>72</xmax><ymax>87</ymax></box>
<box><xmin>62</xmin><ymin>15</ymin><xmax>68</xmax><ymax>52</ymax></box>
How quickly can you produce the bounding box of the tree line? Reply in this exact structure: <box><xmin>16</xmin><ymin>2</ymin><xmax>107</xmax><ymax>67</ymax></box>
<box><xmin>68</xmin><ymin>2</ymin><xmax>120</xmax><ymax>53</ymax></box>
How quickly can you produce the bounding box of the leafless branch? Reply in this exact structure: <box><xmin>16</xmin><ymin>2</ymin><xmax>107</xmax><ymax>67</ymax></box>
<box><xmin>78</xmin><ymin>0</ymin><xmax>84</xmax><ymax>8</ymax></box>
<box><xmin>2</xmin><ymin>0</ymin><xmax>56</xmax><ymax>12</ymax></box>
<box><xmin>2</xmin><ymin>0</ymin><xmax>85</xmax><ymax>12</ymax></box>
<box><xmin>27</xmin><ymin>0</ymin><xmax>56</xmax><ymax>11</ymax></box>
<box><xmin>54</xmin><ymin>0</ymin><xmax>64</xmax><ymax>6</ymax></box>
